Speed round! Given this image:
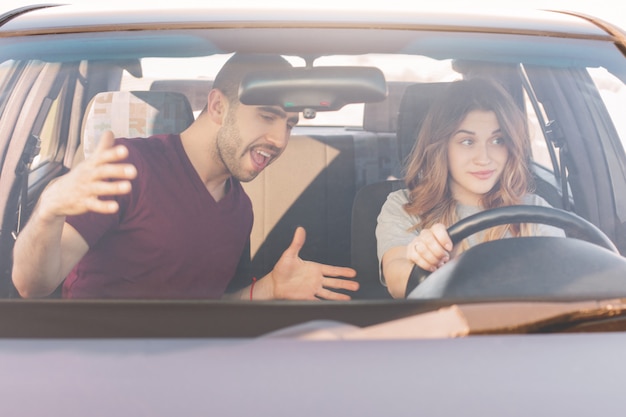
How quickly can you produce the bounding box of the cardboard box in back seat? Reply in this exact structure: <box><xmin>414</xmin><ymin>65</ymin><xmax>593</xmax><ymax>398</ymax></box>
<box><xmin>242</xmin><ymin>133</ymin><xmax>357</xmax><ymax>277</ymax></box>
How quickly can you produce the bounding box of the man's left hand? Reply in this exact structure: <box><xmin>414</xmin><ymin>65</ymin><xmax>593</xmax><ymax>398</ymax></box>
<box><xmin>267</xmin><ymin>226</ymin><xmax>358</xmax><ymax>300</ymax></box>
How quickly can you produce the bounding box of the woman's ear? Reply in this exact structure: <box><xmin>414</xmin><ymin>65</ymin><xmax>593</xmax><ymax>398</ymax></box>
<box><xmin>206</xmin><ymin>89</ymin><xmax>228</xmax><ymax>125</ymax></box>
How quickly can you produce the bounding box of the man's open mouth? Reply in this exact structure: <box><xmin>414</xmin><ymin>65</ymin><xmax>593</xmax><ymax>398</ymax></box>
<box><xmin>250</xmin><ymin>148</ymin><xmax>272</xmax><ymax>171</ymax></box>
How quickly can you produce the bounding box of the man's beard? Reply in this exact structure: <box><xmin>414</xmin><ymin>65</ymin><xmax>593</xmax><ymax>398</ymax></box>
<box><xmin>215</xmin><ymin>113</ymin><xmax>258</xmax><ymax>182</ymax></box>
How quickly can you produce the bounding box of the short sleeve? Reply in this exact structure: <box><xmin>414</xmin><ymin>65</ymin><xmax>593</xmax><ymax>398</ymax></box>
<box><xmin>65</xmin><ymin>138</ymin><xmax>139</xmax><ymax>247</ymax></box>
<box><xmin>375</xmin><ymin>189</ymin><xmax>420</xmax><ymax>265</ymax></box>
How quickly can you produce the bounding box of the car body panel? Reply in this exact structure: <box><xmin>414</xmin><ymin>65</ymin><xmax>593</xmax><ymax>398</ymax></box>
<box><xmin>0</xmin><ymin>5</ymin><xmax>613</xmax><ymax>40</ymax></box>
<box><xmin>2</xmin><ymin>332</ymin><xmax>626</xmax><ymax>416</ymax></box>
<box><xmin>1</xmin><ymin>4</ymin><xmax>626</xmax><ymax>416</ymax></box>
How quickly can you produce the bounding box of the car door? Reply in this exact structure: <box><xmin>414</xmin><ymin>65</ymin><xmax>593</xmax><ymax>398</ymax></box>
<box><xmin>0</xmin><ymin>59</ymin><xmax>84</xmax><ymax>296</ymax></box>
<box><xmin>525</xmin><ymin>65</ymin><xmax>626</xmax><ymax>251</ymax></box>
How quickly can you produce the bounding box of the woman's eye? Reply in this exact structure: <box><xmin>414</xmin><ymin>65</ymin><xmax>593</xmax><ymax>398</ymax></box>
<box><xmin>492</xmin><ymin>137</ymin><xmax>505</xmax><ymax>145</ymax></box>
<box><xmin>460</xmin><ymin>139</ymin><xmax>473</xmax><ymax>146</ymax></box>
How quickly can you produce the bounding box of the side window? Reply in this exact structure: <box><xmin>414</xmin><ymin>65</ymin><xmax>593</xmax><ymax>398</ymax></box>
<box><xmin>0</xmin><ymin>60</ymin><xmax>19</xmax><ymax>119</ymax></box>
<box><xmin>0</xmin><ymin>60</ymin><xmax>12</xmax><ymax>80</ymax></box>
<box><xmin>30</xmin><ymin>76</ymin><xmax>69</xmax><ymax>169</ymax></box>
<box><xmin>588</xmin><ymin>66</ymin><xmax>626</xmax><ymax>149</ymax></box>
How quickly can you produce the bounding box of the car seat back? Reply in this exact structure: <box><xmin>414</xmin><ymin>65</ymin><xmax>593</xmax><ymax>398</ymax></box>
<box><xmin>396</xmin><ymin>82</ymin><xmax>451</xmax><ymax>173</ymax></box>
<box><xmin>79</xmin><ymin>90</ymin><xmax>194</xmax><ymax>160</ymax></box>
<box><xmin>350</xmin><ymin>179</ymin><xmax>404</xmax><ymax>299</ymax></box>
<box><xmin>350</xmin><ymin>83</ymin><xmax>450</xmax><ymax>299</ymax></box>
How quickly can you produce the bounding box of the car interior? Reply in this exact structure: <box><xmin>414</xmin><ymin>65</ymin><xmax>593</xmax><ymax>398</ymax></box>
<box><xmin>2</xmin><ymin>25</ymin><xmax>626</xmax><ymax>304</ymax></box>
<box><xmin>28</xmin><ymin>61</ymin><xmax>573</xmax><ymax>301</ymax></box>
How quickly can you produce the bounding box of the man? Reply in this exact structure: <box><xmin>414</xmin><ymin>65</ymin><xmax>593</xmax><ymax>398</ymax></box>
<box><xmin>12</xmin><ymin>53</ymin><xmax>358</xmax><ymax>300</ymax></box>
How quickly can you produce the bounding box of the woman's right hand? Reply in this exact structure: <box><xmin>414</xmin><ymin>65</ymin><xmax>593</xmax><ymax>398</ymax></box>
<box><xmin>406</xmin><ymin>223</ymin><xmax>454</xmax><ymax>272</ymax></box>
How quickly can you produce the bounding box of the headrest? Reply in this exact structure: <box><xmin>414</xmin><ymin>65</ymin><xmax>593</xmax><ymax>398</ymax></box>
<box><xmin>396</xmin><ymin>82</ymin><xmax>452</xmax><ymax>166</ymax></box>
<box><xmin>150</xmin><ymin>79</ymin><xmax>213</xmax><ymax>114</ymax></box>
<box><xmin>362</xmin><ymin>81</ymin><xmax>412</xmax><ymax>133</ymax></box>
<box><xmin>81</xmin><ymin>90</ymin><xmax>194</xmax><ymax>158</ymax></box>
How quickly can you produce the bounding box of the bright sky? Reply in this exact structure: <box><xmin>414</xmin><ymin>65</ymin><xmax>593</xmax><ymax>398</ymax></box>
<box><xmin>2</xmin><ymin>0</ymin><xmax>625</xmax><ymax>31</ymax></box>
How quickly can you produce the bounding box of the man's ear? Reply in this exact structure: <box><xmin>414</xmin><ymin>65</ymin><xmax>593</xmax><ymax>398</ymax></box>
<box><xmin>206</xmin><ymin>89</ymin><xmax>228</xmax><ymax>125</ymax></box>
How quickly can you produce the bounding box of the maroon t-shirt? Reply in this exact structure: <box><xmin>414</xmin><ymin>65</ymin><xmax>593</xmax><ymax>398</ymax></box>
<box><xmin>64</xmin><ymin>134</ymin><xmax>253</xmax><ymax>299</ymax></box>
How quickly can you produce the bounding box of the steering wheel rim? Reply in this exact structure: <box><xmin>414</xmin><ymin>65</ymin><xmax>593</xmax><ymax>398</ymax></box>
<box><xmin>404</xmin><ymin>205</ymin><xmax>617</xmax><ymax>298</ymax></box>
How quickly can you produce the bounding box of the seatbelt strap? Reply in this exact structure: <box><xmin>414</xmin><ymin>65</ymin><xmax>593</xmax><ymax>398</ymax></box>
<box><xmin>12</xmin><ymin>134</ymin><xmax>40</xmax><ymax>239</ymax></box>
<box><xmin>559</xmin><ymin>146</ymin><xmax>570</xmax><ymax>211</ymax></box>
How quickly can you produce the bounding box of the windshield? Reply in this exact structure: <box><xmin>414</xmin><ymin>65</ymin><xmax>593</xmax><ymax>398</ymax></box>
<box><xmin>1</xmin><ymin>22</ymin><xmax>626</xmax><ymax>337</ymax></box>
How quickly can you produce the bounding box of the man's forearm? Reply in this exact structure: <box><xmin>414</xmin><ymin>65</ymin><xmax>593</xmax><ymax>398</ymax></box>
<box><xmin>12</xmin><ymin>207</ymin><xmax>67</xmax><ymax>298</ymax></box>
<box><xmin>222</xmin><ymin>273</ymin><xmax>274</xmax><ymax>301</ymax></box>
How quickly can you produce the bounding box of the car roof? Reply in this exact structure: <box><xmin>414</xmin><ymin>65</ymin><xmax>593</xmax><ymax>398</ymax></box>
<box><xmin>0</xmin><ymin>3</ymin><xmax>618</xmax><ymax>41</ymax></box>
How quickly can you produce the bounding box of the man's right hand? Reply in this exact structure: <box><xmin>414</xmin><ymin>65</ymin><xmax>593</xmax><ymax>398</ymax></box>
<box><xmin>39</xmin><ymin>131</ymin><xmax>137</xmax><ymax>220</ymax></box>
<box><xmin>12</xmin><ymin>131</ymin><xmax>137</xmax><ymax>298</ymax></box>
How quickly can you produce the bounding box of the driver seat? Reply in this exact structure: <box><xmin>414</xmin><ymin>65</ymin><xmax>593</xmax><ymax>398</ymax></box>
<box><xmin>349</xmin><ymin>83</ymin><xmax>449</xmax><ymax>300</ymax></box>
<box><xmin>350</xmin><ymin>179</ymin><xmax>404</xmax><ymax>300</ymax></box>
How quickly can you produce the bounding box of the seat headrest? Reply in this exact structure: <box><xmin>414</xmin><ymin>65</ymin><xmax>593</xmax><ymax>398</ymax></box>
<box><xmin>150</xmin><ymin>79</ymin><xmax>213</xmax><ymax>114</ymax></box>
<box><xmin>81</xmin><ymin>90</ymin><xmax>194</xmax><ymax>158</ymax></box>
<box><xmin>362</xmin><ymin>81</ymin><xmax>412</xmax><ymax>133</ymax></box>
<box><xmin>396</xmin><ymin>82</ymin><xmax>452</xmax><ymax>167</ymax></box>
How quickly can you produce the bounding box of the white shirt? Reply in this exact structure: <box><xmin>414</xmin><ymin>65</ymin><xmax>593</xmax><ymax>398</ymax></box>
<box><xmin>375</xmin><ymin>190</ymin><xmax>566</xmax><ymax>284</ymax></box>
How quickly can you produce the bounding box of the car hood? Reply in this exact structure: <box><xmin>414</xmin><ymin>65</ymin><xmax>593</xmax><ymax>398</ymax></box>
<box><xmin>263</xmin><ymin>298</ymin><xmax>626</xmax><ymax>339</ymax></box>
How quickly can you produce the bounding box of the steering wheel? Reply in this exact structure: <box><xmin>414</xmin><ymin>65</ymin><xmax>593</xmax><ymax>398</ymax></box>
<box><xmin>404</xmin><ymin>205</ymin><xmax>618</xmax><ymax>298</ymax></box>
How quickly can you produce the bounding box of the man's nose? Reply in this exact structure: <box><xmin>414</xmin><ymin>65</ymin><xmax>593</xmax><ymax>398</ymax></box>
<box><xmin>266</xmin><ymin>123</ymin><xmax>290</xmax><ymax>149</ymax></box>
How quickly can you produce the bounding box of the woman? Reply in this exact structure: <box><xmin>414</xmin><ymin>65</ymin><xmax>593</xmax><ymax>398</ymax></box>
<box><xmin>376</xmin><ymin>77</ymin><xmax>564</xmax><ymax>298</ymax></box>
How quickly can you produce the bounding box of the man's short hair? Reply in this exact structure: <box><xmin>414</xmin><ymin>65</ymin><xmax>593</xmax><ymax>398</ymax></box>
<box><xmin>213</xmin><ymin>53</ymin><xmax>292</xmax><ymax>103</ymax></box>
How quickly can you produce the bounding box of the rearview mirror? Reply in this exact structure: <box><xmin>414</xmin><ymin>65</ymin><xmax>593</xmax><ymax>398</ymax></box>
<box><xmin>239</xmin><ymin>66</ymin><xmax>387</xmax><ymax>112</ymax></box>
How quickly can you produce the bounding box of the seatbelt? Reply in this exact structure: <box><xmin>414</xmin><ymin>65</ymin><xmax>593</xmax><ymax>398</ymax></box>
<box><xmin>545</xmin><ymin>119</ymin><xmax>570</xmax><ymax>211</ymax></box>
<box><xmin>0</xmin><ymin>134</ymin><xmax>40</xmax><ymax>297</ymax></box>
<box><xmin>11</xmin><ymin>133</ymin><xmax>40</xmax><ymax>239</ymax></box>
<box><xmin>559</xmin><ymin>146</ymin><xmax>570</xmax><ymax>211</ymax></box>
